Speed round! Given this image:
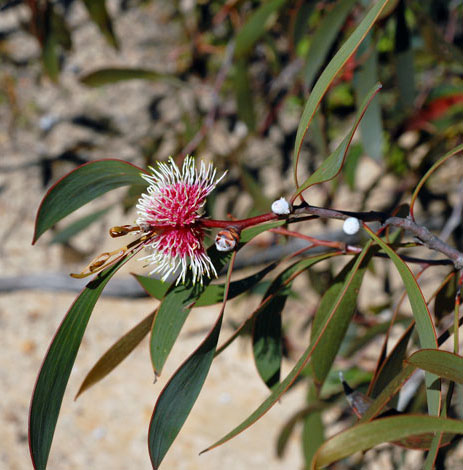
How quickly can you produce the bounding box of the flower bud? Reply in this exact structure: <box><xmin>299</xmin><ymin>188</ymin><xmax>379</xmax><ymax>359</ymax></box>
<box><xmin>215</xmin><ymin>228</ymin><xmax>240</xmax><ymax>252</ymax></box>
<box><xmin>343</xmin><ymin>217</ymin><xmax>360</xmax><ymax>235</ymax></box>
<box><xmin>271</xmin><ymin>197</ymin><xmax>291</xmax><ymax>215</ymax></box>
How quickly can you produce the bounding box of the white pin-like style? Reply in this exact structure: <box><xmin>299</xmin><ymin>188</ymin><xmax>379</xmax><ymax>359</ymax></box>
<box><xmin>271</xmin><ymin>197</ymin><xmax>291</xmax><ymax>215</ymax></box>
<box><xmin>343</xmin><ymin>217</ymin><xmax>361</xmax><ymax>235</ymax></box>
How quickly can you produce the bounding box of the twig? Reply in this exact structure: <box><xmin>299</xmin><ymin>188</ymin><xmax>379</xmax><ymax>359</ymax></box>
<box><xmin>385</xmin><ymin>216</ymin><xmax>463</xmax><ymax>269</ymax></box>
<box><xmin>291</xmin><ymin>202</ymin><xmax>463</xmax><ymax>269</ymax></box>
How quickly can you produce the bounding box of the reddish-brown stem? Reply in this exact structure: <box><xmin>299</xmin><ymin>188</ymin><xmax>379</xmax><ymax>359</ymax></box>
<box><xmin>270</xmin><ymin>227</ymin><xmax>361</xmax><ymax>253</ymax></box>
<box><xmin>200</xmin><ymin>212</ymin><xmax>279</xmax><ymax>229</ymax></box>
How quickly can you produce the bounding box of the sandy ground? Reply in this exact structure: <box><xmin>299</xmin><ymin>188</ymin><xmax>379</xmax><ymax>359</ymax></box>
<box><xmin>2</xmin><ymin>2</ymin><xmax>463</xmax><ymax>470</ymax></box>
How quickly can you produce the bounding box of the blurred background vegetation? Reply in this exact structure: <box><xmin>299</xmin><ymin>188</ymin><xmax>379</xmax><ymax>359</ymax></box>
<box><xmin>1</xmin><ymin>0</ymin><xmax>463</xmax><ymax>468</ymax></box>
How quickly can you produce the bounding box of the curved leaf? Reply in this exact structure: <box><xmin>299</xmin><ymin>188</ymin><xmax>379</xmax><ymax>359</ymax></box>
<box><xmin>293</xmin><ymin>0</ymin><xmax>390</xmax><ymax>187</ymax></box>
<box><xmin>76</xmin><ymin>310</ymin><xmax>156</xmax><ymax>398</ymax></box>
<box><xmin>311</xmin><ymin>415</ymin><xmax>463</xmax><ymax>469</ymax></box>
<box><xmin>216</xmin><ymin>252</ymin><xmax>339</xmax><ymax>357</ymax></box>
<box><xmin>135</xmin><ymin>262</ymin><xmax>277</xmax><ymax>306</ymax></box>
<box><xmin>82</xmin><ymin>0</ymin><xmax>118</xmax><ymax>49</ymax></box>
<box><xmin>311</xmin><ymin>251</ymin><xmax>372</xmax><ymax>387</ymax></box>
<box><xmin>407</xmin><ymin>349</ymin><xmax>463</xmax><ymax>384</ymax></box>
<box><xmin>148</xmin><ymin>253</ymin><xmax>236</xmax><ymax>469</ymax></box>
<box><xmin>201</xmin><ymin>243</ymin><xmax>372</xmax><ymax>454</ymax></box>
<box><xmin>303</xmin><ymin>0</ymin><xmax>357</xmax><ymax>90</ymax></box>
<box><xmin>365</xmin><ymin>225</ymin><xmax>440</xmax><ymax>416</ymax></box>
<box><xmin>29</xmin><ymin>252</ymin><xmax>137</xmax><ymax>470</ymax></box>
<box><xmin>253</xmin><ymin>287</ymin><xmax>285</xmax><ymax>390</ymax></box>
<box><xmin>354</xmin><ymin>33</ymin><xmax>383</xmax><ymax>161</ymax></box>
<box><xmin>234</xmin><ymin>0</ymin><xmax>287</xmax><ymax>58</ymax></box>
<box><xmin>33</xmin><ymin>159</ymin><xmax>146</xmax><ymax>243</ymax></box>
<box><xmin>80</xmin><ymin>68</ymin><xmax>168</xmax><ymax>87</ymax></box>
<box><xmin>360</xmin><ymin>364</ymin><xmax>416</xmax><ymax>423</ymax></box>
<box><xmin>150</xmin><ymin>220</ymin><xmax>286</xmax><ymax>374</ymax></box>
<box><xmin>294</xmin><ymin>83</ymin><xmax>381</xmax><ymax>197</ymax></box>
<box><xmin>369</xmin><ymin>322</ymin><xmax>414</xmax><ymax>400</ymax></box>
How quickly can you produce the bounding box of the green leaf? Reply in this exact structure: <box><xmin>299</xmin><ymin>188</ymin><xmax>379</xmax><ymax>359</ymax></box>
<box><xmin>311</xmin><ymin>250</ymin><xmax>372</xmax><ymax>387</ymax></box>
<box><xmin>134</xmin><ymin>276</ymin><xmax>170</xmax><ymax>301</ymax></box>
<box><xmin>149</xmin><ymin>313</ymin><xmax>223</xmax><ymax>468</ymax></box>
<box><xmin>80</xmin><ymin>68</ymin><xmax>168</xmax><ymax>87</ymax></box>
<box><xmin>135</xmin><ymin>262</ymin><xmax>277</xmax><ymax>306</ymax></box>
<box><xmin>82</xmin><ymin>0</ymin><xmax>119</xmax><ymax>49</ymax></box>
<box><xmin>303</xmin><ymin>0</ymin><xmax>357</xmax><ymax>90</ymax></box>
<box><xmin>201</xmin><ymin>243</ymin><xmax>371</xmax><ymax>454</ymax></box>
<box><xmin>302</xmin><ymin>384</ymin><xmax>325</xmax><ymax>466</ymax></box>
<box><xmin>369</xmin><ymin>322</ymin><xmax>414</xmax><ymax>400</ymax></box>
<box><xmin>407</xmin><ymin>350</ymin><xmax>463</xmax><ymax>385</ymax></box>
<box><xmin>354</xmin><ymin>33</ymin><xmax>383</xmax><ymax>161</ymax></box>
<box><xmin>234</xmin><ymin>58</ymin><xmax>256</xmax><ymax>131</ymax></box>
<box><xmin>76</xmin><ymin>310</ymin><xmax>156</xmax><ymax>398</ymax></box>
<box><xmin>360</xmin><ymin>364</ymin><xmax>416</xmax><ymax>423</ymax></box>
<box><xmin>33</xmin><ymin>159</ymin><xmax>146</xmax><ymax>243</ymax></box>
<box><xmin>251</xmin><ymin>254</ymin><xmax>334</xmax><ymax>390</ymax></box>
<box><xmin>252</xmin><ymin>290</ymin><xmax>284</xmax><ymax>389</ymax></box>
<box><xmin>150</xmin><ymin>220</ymin><xmax>286</xmax><ymax>374</ymax></box>
<box><xmin>216</xmin><ymin>253</ymin><xmax>339</xmax><ymax>357</ymax></box>
<box><xmin>395</xmin><ymin>0</ymin><xmax>415</xmax><ymax>111</ymax></box>
<box><xmin>50</xmin><ymin>207</ymin><xmax>111</xmax><ymax>245</ymax></box>
<box><xmin>29</xmin><ymin>252</ymin><xmax>136</xmax><ymax>470</ymax></box>
<box><xmin>311</xmin><ymin>415</ymin><xmax>463</xmax><ymax>469</ymax></box>
<box><xmin>365</xmin><ymin>226</ymin><xmax>440</xmax><ymax>415</ymax></box>
<box><xmin>294</xmin><ymin>83</ymin><xmax>381</xmax><ymax>197</ymax></box>
<box><xmin>293</xmin><ymin>0</ymin><xmax>390</xmax><ymax>187</ymax></box>
<box><xmin>148</xmin><ymin>253</ymin><xmax>236</xmax><ymax>469</ymax></box>
<box><xmin>434</xmin><ymin>272</ymin><xmax>457</xmax><ymax>324</ymax></box>
<box><xmin>234</xmin><ymin>0</ymin><xmax>287</xmax><ymax>58</ymax></box>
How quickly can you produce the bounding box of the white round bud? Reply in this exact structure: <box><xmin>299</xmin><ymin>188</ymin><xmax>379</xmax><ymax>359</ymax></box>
<box><xmin>271</xmin><ymin>197</ymin><xmax>291</xmax><ymax>215</ymax></box>
<box><xmin>343</xmin><ymin>217</ymin><xmax>360</xmax><ymax>235</ymax></box>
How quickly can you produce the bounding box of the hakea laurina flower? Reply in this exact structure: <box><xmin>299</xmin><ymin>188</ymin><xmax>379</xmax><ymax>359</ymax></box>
<box><xmin>135</xmin><ymin>156</ymin><xmax>226</xmax><ymax>284</ymax></box>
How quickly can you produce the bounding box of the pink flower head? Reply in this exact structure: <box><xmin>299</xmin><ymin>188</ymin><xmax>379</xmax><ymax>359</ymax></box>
<box><xmin>136</xmin><ymin>156</ymin><xmax>226</xmax><ymax>284</ymax></box>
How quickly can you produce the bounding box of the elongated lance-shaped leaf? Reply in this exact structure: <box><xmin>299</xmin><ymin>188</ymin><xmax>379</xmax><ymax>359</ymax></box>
<box><xmin>354</xmin><ymin>32</ymin><xmax>383</xmax><ymax>161</ymax></box>
<box><xmin>293</xmin><ymin>0</ymin><xmax>390</xmax><ymax>188</ymax></box>
<box><xmin>76</xmin><ymin>309</ymin><xmax>156</xmax><ymax>399</ymax></box>
<box><xmin>294</xmin><ymin>83</ymin><xmax>381</xmax><ymax>198</ymax></box>
<box><xmin>29</xmin><ymin>251</ymin><xmax>138</xmax><ymax>470</ymax></box>
<box><xmin>360</xmin><ymin>364</ymin><xmax>417</xmax><ymax>423</ymax></box>
<box><xmin>406</xmin><ymin>349</ymin><xmax>463</xmax><ymax>385</ymax></box>
<box><xmin>234</xmin><ymin>58</ymin><xmax>256</xmax><ymax>131</ymax></box>
<box><xmin>311</xmin><ymin>415</ymin><xmax>463</xmax><ymax>469</ymax></box>
<box><xmin>303</xmin><ymin>0</ymin><xmax>357</xmax><ymax>90</ymax></box>
<box><xmin>201</xmin><ymin>242</ymin><xmax>372</xmax><ymax>454</ymax></box>
<box><xmin>311</xmin><ymin>250</ymin><xmax>373</xmax><ymax>387</ymax></box>
<box><xmin>302</xmin><ymin>384</ymin><xmax>325</xmax><ymax>466</ymax></box>
<box><xmin>234</xmin><ymin>0</ymin><xmax>287</xmax><ymax>58</ymax></box>
<box><xmin>33</xmin><ymin>159</ymin><xmax>146</xmax><ymax>243</ymax></box>
<box><xmin>252</xmin><ymin>294</ymin><xmax>283</xmax><ymax>389</ymax></box>
<box><xmin>369</xmin><ymin>322</ymin><xmax>414</xmax><ymax>400</ymax></box>
<box><xmin>136</xmin><ymin>262</ymin><xmax>277</xmax><ymax>305</ymax></box>
<box><xmin>148</xmin><ymin>252</ymin><xmax>236</xmax><ymax>469</ymax></box>
<box><xmin>80</xmin><ymin>67</ymin><xmax>171</xmax><ymax>87</ymax></box>
<box><xmin>409</xmin><ymin>143</ymin><xmax>463</xmax><ymax>219</ymax></box>
<box><xmin>365</xmin><ymin>226</ymin><xmax>440</xmax><ymax>416</ymax></box>
<box><xmin>150</xmin><ymin>220</ymin><xmax>286</xmax><ymax>374</ymax></box>
<box><xmin>82</xmin><ymin>0</ymin><xmax>119</xmax><ymax>49</ymax></box>
<box><xmin>216</xmin><ymin>252</ymin><xmax>340</xmax><ymax>357</ymax></box>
